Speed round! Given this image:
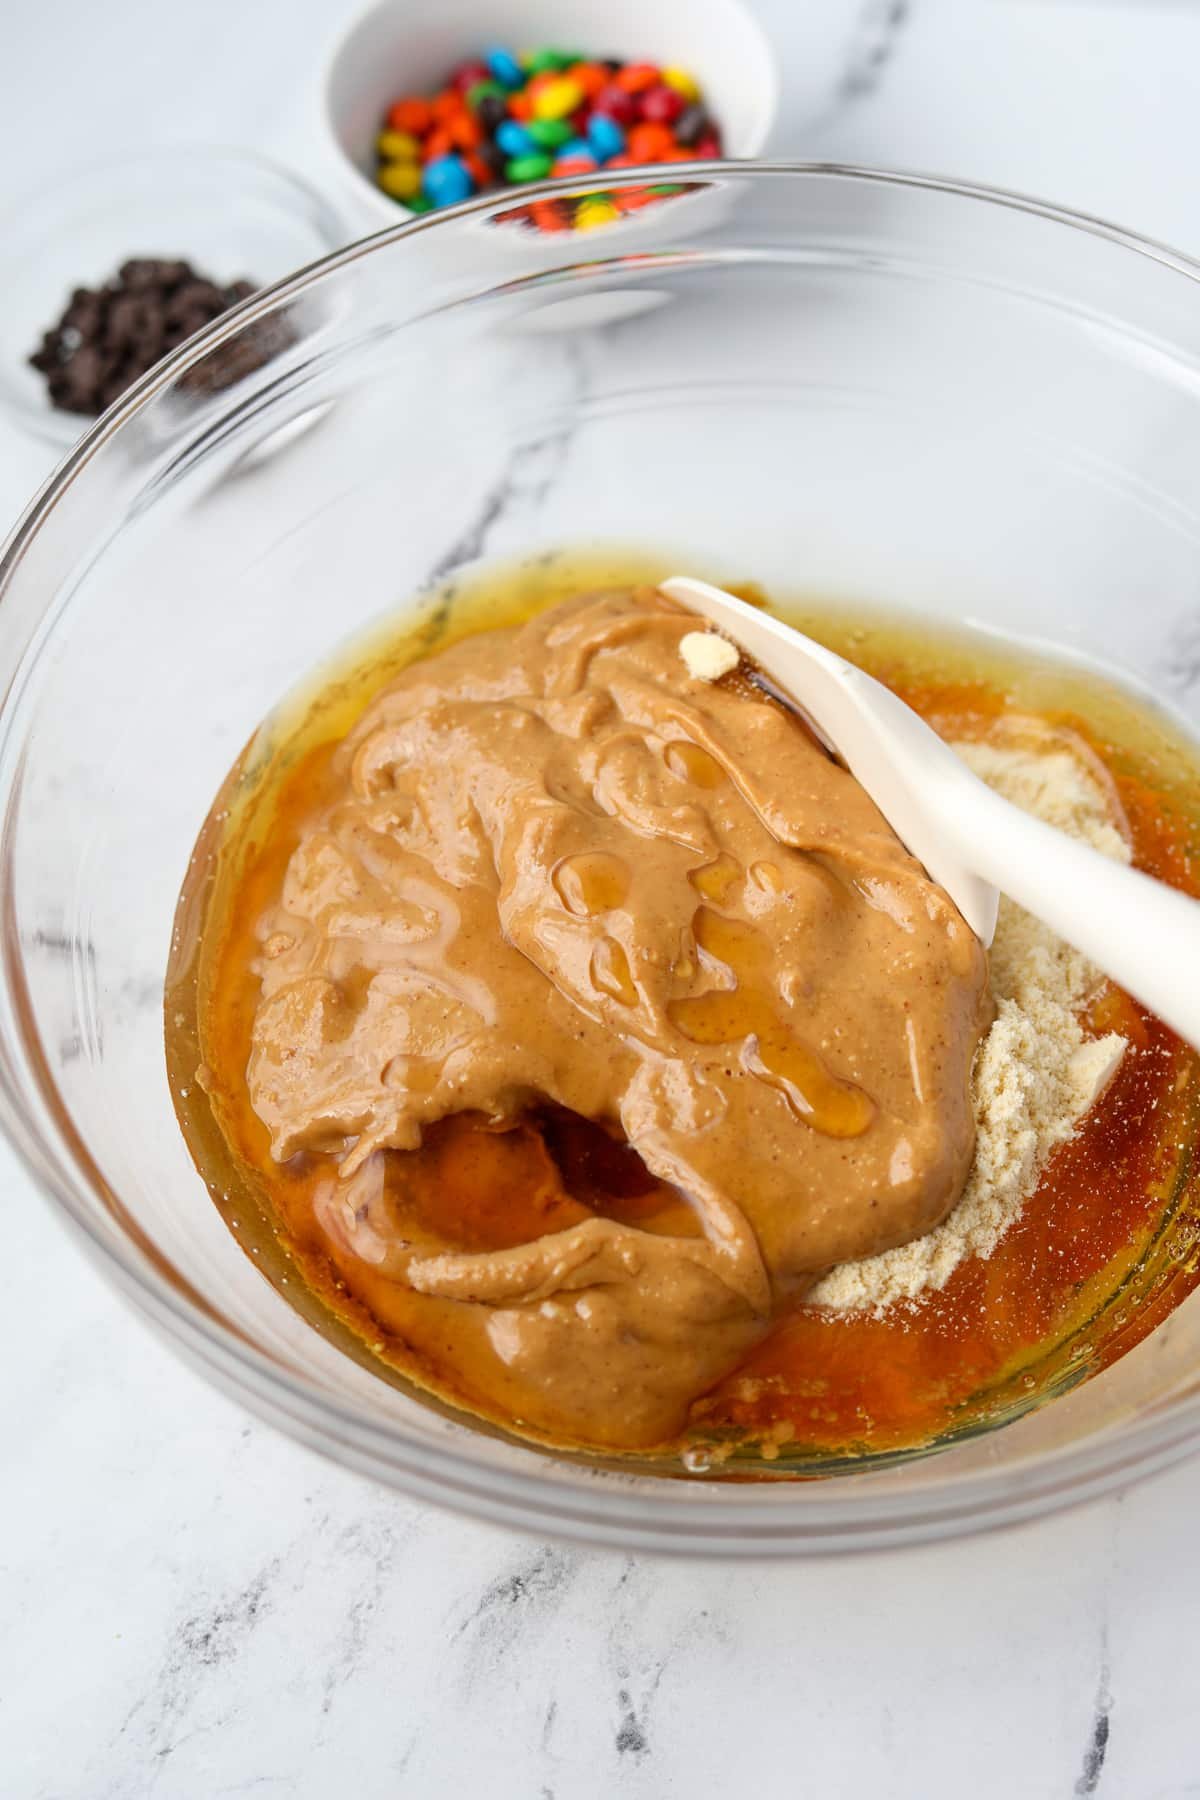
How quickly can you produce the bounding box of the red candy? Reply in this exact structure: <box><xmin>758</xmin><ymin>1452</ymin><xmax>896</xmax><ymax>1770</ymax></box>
<box><xmin>694</xmin><ymin>132</ymin><xmax>721</xmax><ymax>156</ymax></box>
<box><xmin>452</xmin><ymin>59</ymin><xmax>490</xmax><ymax>94</ymax></box>
<box><xmin>593</xmin><ymin>84</ymin><xmax>635</xmax><ymax>125</ymax></box>
<box><xmin>640</xmin><ymin>83</ymin><xmax>684</xmax><ymax>126</ymax></box>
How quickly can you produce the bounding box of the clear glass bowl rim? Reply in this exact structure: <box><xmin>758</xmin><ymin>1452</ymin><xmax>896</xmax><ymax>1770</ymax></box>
<box><xmin>5</xmin><ymin>160</ymin><xmax>1200</xmax><ymax>1555</ymax></box>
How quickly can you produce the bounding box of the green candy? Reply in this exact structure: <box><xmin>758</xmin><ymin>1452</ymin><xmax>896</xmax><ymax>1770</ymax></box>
<box><xmin>527</xmin><ymin>118</ymin><xmax>572</xmax><ymax>149</ymax></box>
<box><xmin>505</xmin><ymin>152</ymin><xmax>553</xmax><ymax>183</ymax></box>
<box><xmin>523</xmin><ymin>47</ymin><xmax>571</xmax><ymax>73</ymax></box>
<box><xmin>407</xmin><ymin>194</ymin><xmax>434</xmax><ymax>214</ymax></box>
<box><xmin>466</xmin><ymin>78</ymin><xmax>505</xmax><ymax>110</ymax></box>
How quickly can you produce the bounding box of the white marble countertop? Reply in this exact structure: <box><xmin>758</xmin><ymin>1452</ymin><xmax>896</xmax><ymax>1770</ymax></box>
<box><xmin>4</xmin><ymin>2</ymin><xmax>1200</xmax><ymax>1794</ymax></box>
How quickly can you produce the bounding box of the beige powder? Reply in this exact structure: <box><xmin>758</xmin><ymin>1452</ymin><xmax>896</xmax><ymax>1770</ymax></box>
<box><xmin>809</xmin><ymin>722</ymin><xmax>1132</xmax><ymax>1316</ymax></box>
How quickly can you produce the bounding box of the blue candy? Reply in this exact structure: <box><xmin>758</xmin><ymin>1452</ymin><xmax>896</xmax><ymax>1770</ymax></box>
<box><xmin>422</xmin><ymin>153</ymin><xmax>474</xmax><ymax>207</ymax></box>
<box><xmin>486</xmin><ymin>45</ymin><xmax>523</xmax><ymax>89</ymax></box>
<box><xmin>586</xmin><ymin>113</ymin><xmax>626</xmax><ymax>162</ymax></box>
<box><xmin>556</xmin><ymin>137</ymin><xmax>594</xmax><ymax>164</ymax></box>
<box><xmin>495</xmin><ymin>118</ymin><xmax>535</xmax><ymax>158</ymax></box>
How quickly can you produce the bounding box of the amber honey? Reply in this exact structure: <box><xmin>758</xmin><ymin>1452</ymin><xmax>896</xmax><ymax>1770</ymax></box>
<box><xmin>166</xmin><ymin>549</ymin><xmax>1200</xmax><ymax>1473</ymax></box>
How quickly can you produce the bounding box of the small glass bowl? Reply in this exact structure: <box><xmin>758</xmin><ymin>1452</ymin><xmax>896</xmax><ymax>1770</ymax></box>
<box><xmin>0</xmin><ymin>147</ymin><xmax>347</xmax><ymax>446</ymax></box>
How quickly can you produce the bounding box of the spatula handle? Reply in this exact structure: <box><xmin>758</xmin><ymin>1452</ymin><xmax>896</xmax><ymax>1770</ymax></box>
<box><xmin>946</xmin><ymin>780</ymin><xmax>1200</xmax><ymax>1049</ymax></box>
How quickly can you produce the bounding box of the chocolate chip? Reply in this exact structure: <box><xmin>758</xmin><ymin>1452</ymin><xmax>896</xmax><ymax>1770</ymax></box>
<box><xmin>28</xmin><ymin>255</ymin><xmax>278</xmax><ymax>418</ymax></box>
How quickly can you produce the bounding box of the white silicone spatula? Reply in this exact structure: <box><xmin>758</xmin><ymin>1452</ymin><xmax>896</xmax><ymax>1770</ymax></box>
<box><xmin>661</xmin><ymin>576</ymin><xmax>1200</xmax><ymax>1051</ymax></box>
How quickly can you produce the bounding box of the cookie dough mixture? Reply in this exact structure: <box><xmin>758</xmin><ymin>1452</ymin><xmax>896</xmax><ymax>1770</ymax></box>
<box><xmin>230</xmin><ymin>589</ymin><xmax>992</xmax><ymax>1447</ymax></box>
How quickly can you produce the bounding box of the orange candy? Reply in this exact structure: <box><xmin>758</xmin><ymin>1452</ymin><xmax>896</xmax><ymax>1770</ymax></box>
<box><xmin>627</xmin><ymin>121</ymin><xmax>675</xmax><ymax>161</ymax></box>
<box><xmin>388</xmin><ymin>97</ymin><xmax>432</xmax><ymax>135</ymax></box>
<box><xmin>423</xmin><ymin>125</ymin><xmax>455</xmax><ymax>162</ymax></box>
<box><xmin>567</xmin><ymin>60</ymin><xmax>607</xmax><ymax>97</ymax></box>
<box><xmin>449</xmin><ymin>111</ymin><xmax>482</xmax><ymax>150</ymax></box>
<box><xmin>531</xmin><ymin>199</ymin><xmax>571</xmax><ymax>232</ymax></box>
<box><xmin>431</xmin><ymin>88</ymin><xmax>464</xmax><ymax>123</ymax></box>
<box><xmin>465</xmin><ymin>151</ymin><xmax>494</xmax><ymax>189</ymax></box>
<box><xmin>615</xmin><ymin>62</ymin><xmax>659</xmax><ymax>94</ymax></box>
<box><xmin>508</xmin><ymin>89</ymin><xmax>533</xmax><ymax>121</ymax></box>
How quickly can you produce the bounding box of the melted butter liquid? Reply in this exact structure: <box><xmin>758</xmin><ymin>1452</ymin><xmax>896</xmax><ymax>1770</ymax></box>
<box><xmin>166</xmin><ymin>546</ymin><xmax>1200</xmax><ymax>1474</ymax></box>
<box><xmin>669</xmin><ymin>908</ymin><xmax>875</xmax><ymax>1139</ymax></box>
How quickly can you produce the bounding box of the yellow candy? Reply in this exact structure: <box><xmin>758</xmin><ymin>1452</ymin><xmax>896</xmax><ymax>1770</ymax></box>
<box><xmin>376</xmin><ymin>128</ymin><xmax>419</xmax><ymax>161</ymax></box>
<box><xmin>377</xmin><ymin>161</ymin><xmax>422</xmax><ymax>200</ymax></box>
<box><xmin>532</xmin><ymin>75</ymin><xmax>584</xmax><ymax>120</ymax></box>
<box><xmin>661</xmin><ymin>65</ymin><xmax>700</xmax><ymax>102</ymax></box>
<box><xmin>575</xmin><ymin>199</ymin><xmax>619</xmax><ymax>231</ymax></box>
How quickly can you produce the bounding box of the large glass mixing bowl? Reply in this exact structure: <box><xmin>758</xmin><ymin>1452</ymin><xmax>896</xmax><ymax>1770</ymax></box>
<box><xmin>3</xmin><ymin>165</ymin><xmax>1200</xmax><ymax>1556</ymax></box>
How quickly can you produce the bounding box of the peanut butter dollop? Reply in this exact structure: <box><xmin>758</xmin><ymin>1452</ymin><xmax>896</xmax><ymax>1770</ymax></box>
<box><xmin>248</xmin><ymin>590</ymin><xmax>991</xmax><ymax>1447</ymax></box>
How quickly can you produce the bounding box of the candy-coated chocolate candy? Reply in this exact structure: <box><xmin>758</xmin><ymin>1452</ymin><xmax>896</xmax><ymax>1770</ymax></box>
<box><xmin>431</xmin><ymin>88</ymin><xmax>464</xmax><ymax>123</ymax></box>
<box><xmin>474</xmin><ymin>92</ymin><xmax>508</xmax><ymax>133</ymax></box>
<box><xmin>586</xmin><ymin>113</ymin><xmax>625</xmax><ymax>161</ymax></box>
<box><xmin>532</xmin><ymin>75</ymin><xmax>584</xmax><ymax>120</ymax></box>
<box><xmin>661</xmin><ymin>65</ymin><xmax>700</xmax><ymax>101</ymax></box>
<box><xmin>575</xmin><ymin>198</ymin><xmax>620</xmax><ymax>230</ymax></box>
<box><xmin>523</xmin><ymin>47</ymin><xmax>570</xmax><ymax>73</ymax></box>
<box><xmin>673</xmin><ymin>103</ymin><xmax>709</xmax><ymax>147</ymax></box>
<box><xmin>508</xmin><ymin>90</ymin><xmax>533</xmax><ymax>121</ymax></box>
<box><xmin>615</xmin><ymin>62</ymin><xmax>659</xmax><ymax>94</ymax></box>
<box><xmin>452</xmin><ymin>60</ymin><xmax>490</xmax><ymax>94</ymax></box>
<box><xmin>567</xmin><ymin>60</ymin><xmax>606</xmax><ymax>96</ymax></box>
<box><xmin>693</xmin><ymin>132</ymin><xmax>721</xmax><ymax>156</ymax></box>
<box><xmin>592</xmin><ymin>83</ymin><xmax>635</xmax><ymax>126</ymax></box>
<box><xmin>423</xmin><ymin>153</ymin><xmax>474</xmax><ymax>206</ymax></box>
<box><xmin>552</xmin><ymin>153</ymin><xmax>599</xmax><ymax>176</ymax></box>
<box><xmin>505</xmin><ymin>152</ymin><xmax>553</xmax><ymax>182</ymax></box>
<box><xmin>466</xmin><ymin>78</ymin><xmax>504</xmax><ymax>108</ymax></box>
<box><xmin>478</xmin><ymin>138</ymin><xmax>507</xmax><ymax>178</ymax></box>
<box><xmin>377</xmin><ymin>128</ymin><xmax>419</xmax><ymax>161</ymax></box>
<box><xmin>485</xmin><ymin>45</ymin><xmax>523</xmax><ymax>88</ymax></box>
<box><xmin>496</xmin><ymin>118</ymin><xmax>535</xmax><ymax>157</ymax></box>
<box><xmin>640</xmin><ymin>83</ymin><xmax>684</xmax><ymax>125</ymax></box>
<box><xmin>407</xmin><ymin>194</ymin><xmax>434</xmax><ymax>214</ymax></box>
<box><xmin>377</xmin><ymin>161</ymin><xmax>422</xmax><ymax>200</ymax></box>
<box><xmin>556</xmin><ymin>136</ymin><xmax>593</xmax><ymax>162</ymax></box>
<box><xmin>423</xmin><ymin>126</ymin><xmax>455</xmax><ymax>161</ymax></box>
<box><xmin>449</xmin><ymin>112</ymin><xmax>482</xmax><ymax>150</ymax></box>
<box><xmin>627</xmin><ymin>121</ymin><xmax>675</xmax><ymax>161</ymax></box>
<box><xmin>527</xmin><ymin>117</ymin><xmax>572</xmax><ymax>149</ymax></box>
<box><xmin>388</xmin><ymin>97</ymin><xmax>432</xmax><ymax>135</ymax></box>
<box><xmin>464</xmin><ymin>150</ymin><xmax>494</xmax><ymax>189</ymax></box>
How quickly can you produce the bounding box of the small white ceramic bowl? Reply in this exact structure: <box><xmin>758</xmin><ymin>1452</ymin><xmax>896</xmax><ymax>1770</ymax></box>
<box><xmin>320</xmin><ymin>0</ymin><xmax>779</xmax><ymax>233</ymax></box>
